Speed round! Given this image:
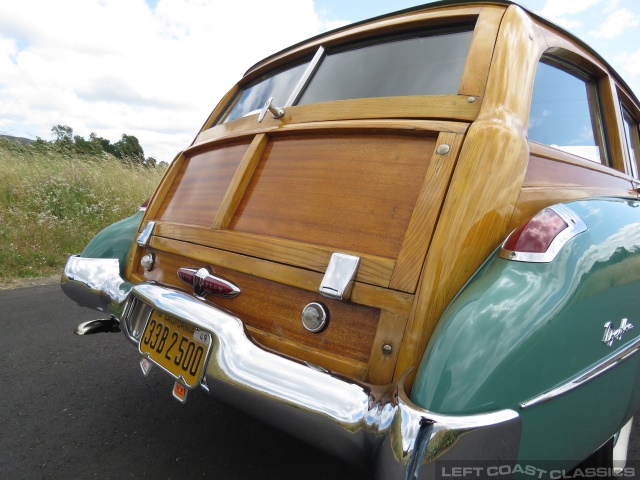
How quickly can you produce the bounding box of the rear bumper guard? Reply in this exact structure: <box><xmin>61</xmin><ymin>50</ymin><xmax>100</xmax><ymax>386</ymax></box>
<box><xmin>62</xmin><ymin>255</ymin><xmax>521</xmax><ymax>479</ymax></box>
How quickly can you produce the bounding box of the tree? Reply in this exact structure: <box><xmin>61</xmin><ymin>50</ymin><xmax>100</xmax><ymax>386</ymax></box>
<box><xmin>113</xmin><ymin>134</ymin><xmax>144</xmax><ymax>162</ymax></box>
<box><xmin>51</xmin><ymin>125</ymin><xmax>74</xmax><ymax>150</ymax></box>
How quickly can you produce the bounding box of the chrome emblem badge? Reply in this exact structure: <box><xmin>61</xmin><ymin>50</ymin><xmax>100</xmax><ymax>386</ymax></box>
<box><xmin>177</xmin><ymin>267</ymin><xmax>240</xmax><ymax>298</ymax></box>
<box><xmin>602</xmin><ymin>318</ymin><xmax>634</xmax><ymax>347</ymax></box>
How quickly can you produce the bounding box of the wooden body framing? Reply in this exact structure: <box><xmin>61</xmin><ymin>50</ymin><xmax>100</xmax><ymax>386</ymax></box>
<box><xmin>129</xmin><ymin>2</ymin><xmax>640</xmax><ymax>390</ymax></box>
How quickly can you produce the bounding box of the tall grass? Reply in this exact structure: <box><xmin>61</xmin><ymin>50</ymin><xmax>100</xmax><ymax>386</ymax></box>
<box><xmin>0</xmin><ymin>139</ymin><xmax>166</xmax><ymax>282</ymax></box>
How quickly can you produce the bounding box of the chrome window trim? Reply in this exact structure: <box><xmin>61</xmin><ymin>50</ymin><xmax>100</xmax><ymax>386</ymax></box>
<box><xmin>285</xmin><ymin>46</ymin><xmax>325</xmax><ymax>107</ymax></box>
<box><xmin>521</xmin><ymin>335</ymin><xmax>640</xmax><ymax>409</ymax></box>
<box><xmin>498</xmin><ymin>204</ymin><xmax>587</xmax><ymax>263</ymax></box>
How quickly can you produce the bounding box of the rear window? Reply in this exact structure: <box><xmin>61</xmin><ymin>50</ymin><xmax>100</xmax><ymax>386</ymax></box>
<box><xmin>220</xmin><ymin>61</ymin><xmax>310</xmax><ymax>123</ymax></box>
<box><xmin>217</xmin><ymin>26</ymin><xmax>473</xmax><ymax>125</ymax></box>
<box><xmin>297</xmin><ymin>29</ymin><xmax>473</xmax><ymax>105</ymax></box>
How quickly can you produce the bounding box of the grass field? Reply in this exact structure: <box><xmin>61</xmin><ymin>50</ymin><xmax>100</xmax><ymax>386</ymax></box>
<box><xmin>0</xmin><ymin>139</ymin><xmax>166</xmax><ymax>283</ymax></box>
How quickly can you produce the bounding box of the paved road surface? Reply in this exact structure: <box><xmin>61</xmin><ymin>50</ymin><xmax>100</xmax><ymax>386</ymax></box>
<box><xmin>0</xmin><ymin>283</ymin><xmax>638</xmax><ymax>479</ymax></box>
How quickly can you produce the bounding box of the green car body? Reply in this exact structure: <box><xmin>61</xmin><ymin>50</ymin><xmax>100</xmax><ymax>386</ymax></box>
<box><xmin>412</xmin><ymin>197</ymin><xmax>640</xmax><ymax>468</ymax></box>
<box><xmin>80</xmin><ymin>209</ymin><xmax>143</xmax><ymax>277</ymax></box>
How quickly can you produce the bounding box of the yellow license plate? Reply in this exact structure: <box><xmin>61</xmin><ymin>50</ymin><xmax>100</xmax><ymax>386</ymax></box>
<box><xmin>139</xmin><ymin>310</ymin><xmax>212</xmax><ymax>389</ymax></box>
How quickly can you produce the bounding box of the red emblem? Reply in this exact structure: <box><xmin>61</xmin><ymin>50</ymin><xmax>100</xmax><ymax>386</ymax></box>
<box><xmin>177</xmin><ymin>267</ymin><xmax>240</xmax><ymax>298</ymax></box>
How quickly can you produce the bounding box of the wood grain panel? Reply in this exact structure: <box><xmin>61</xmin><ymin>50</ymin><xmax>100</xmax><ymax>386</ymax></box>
<box><xmin>212</xmin><ymin>134</ymin><xmax>268</xmax><ymax>229</ymax></box>
<box><xmin>390</xmin><ymin>132</ymin><xmax>464</xmax><ymax>292</ymax></box>
<box><xmin>148</xmin><ymin>235</ymin><xmax>413</xmax><ymax>314</ymax></box>
<box><xmin>194</xmin><ymin>119</ymin><xmax>469</xmax><ymax>150</ymax></box>
<box><xmin>141</xmin><ymin>250</ymin><xmax>381</xmax><ymax>368</ymax></box>
<box><xmin>229</xmin><ymin>135</ymin><xmax>435</xmax><ymax>259</ymax></box>
<box><xmin>394</xmin><ymin>5</ymin><xmax>543</xmax><ymax>389</ymax></box>
<box><xmin>153</xmin><ymin>223</ymin><xmax>396</xmax><ymax>289</ymax></box>
<box><xmin>367</xmin><ymin>311</ymin><xmax>409</xmax><ymax>385</ymax></box>
<box><xmin>523</xmin><ymin>151</ymin><xmax>634</xmax><ymax>188</ymax></box>
<box><xmin>155</xmin><ymin>142</ymin><xmax>250</xmax><ymax>226</ymax></box>
<box><xmin>458</xmin><ymin>6</ymin><xmax>504</xmax><ymax>97</ymax></box>
<box><xmin>195</xmin><ymin>96</ymin><xmax>480</xmax><ymax>144</ymax></box>
<box><xmin>509</xmin><ymin>151</ymin><xmax>636</xmax><ymax>229</ymax></box>
<box><xmin>247</xmin><ymin>327</ymin><xmax>368</xmax><ymax>380</ymax></box>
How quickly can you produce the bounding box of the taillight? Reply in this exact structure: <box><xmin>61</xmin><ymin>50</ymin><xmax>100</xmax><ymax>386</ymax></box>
<box><xmin>499</xmin><ymin>204</ymin><xmax>587</xmax><ymax>262</ymax></box>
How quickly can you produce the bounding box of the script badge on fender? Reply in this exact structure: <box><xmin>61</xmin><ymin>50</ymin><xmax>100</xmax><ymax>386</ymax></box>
<box><xmin>177</xmin><ymin>267</ymin><xmax>241</xmax><ymax>299</ymax></box>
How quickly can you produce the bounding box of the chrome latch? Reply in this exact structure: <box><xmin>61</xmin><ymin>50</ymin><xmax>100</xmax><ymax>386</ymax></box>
<box><xmin>136</xmin><ymin>221</ymin><xmax>156</xmax><ymax>247</ymax></box>
<box><xmin>319</xmin><ymin>253</ymin><xmax>360</xmax><ymax>300</ymax></box>
<box><xmin>258</xmin><ymin>97</ymin><xmax>284</xmax><ymax>123</ymax></box>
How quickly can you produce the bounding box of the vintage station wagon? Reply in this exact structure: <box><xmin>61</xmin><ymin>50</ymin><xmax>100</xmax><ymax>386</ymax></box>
<box><xmin>62</xmin><ymin>0</ymin><xmax>640</xmax><ymax>477</ymax></box>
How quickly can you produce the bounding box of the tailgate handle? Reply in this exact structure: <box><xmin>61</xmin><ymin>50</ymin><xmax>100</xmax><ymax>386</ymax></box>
<box><xmin>319</xmin><ymin>253</ymin><xmax>360</xmax><ymax>300</ymax></box>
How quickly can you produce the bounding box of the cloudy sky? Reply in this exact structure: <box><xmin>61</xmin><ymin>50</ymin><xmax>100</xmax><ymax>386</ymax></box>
<box><xmin>0</xmin><ymin>0</ymin><xmax>638</xmax><ymax>162</ymax></box>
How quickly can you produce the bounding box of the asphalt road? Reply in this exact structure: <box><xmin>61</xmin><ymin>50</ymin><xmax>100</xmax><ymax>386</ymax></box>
<box><xmin>0</xmin><ymin>283</ymin><xmax>366</xmax><ymax>479</ymax></box>
<box><xmin>1</xmin><ymin>283</ymin><xmax>639</xmax><ymax>479</ymax></box>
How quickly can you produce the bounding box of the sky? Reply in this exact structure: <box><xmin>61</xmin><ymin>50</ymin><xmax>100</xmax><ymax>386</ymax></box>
<box><xmin>0</xmin><ymin>0</ymin><xmax>638</xmax><ymax>162</ymax></box>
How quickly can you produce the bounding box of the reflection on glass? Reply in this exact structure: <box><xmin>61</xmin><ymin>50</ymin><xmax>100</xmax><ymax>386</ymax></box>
<box><xmin>297</xmin><ymin>30</ymin><xmax>473</xmax><ymax>105</ymax></box>
<box><xmin>622</xmin><ymin>107</ymin><xmax>640</xmax><ymax>178</ymax></box>
<box><xmin>221</xmin><ymin>61</ymin><xmax>310</xmax><ymax>123</ymax></box>
<box><xmin>528</xmin><ymin>61</ymin><xmax>603</xmax><ymax>163</ymax></box>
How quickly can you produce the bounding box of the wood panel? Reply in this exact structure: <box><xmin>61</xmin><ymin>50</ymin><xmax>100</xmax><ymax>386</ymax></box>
<box><xmin>229</xmin><ymin>135</ymin><xmax>435</xmax><ymax>260</ymax></box>
<box><xmin>393</xmin><ymin>5</ymin><xmax>543</xmax><ymax>389</ymax></box>
<box><xmin>149</xmin><ymin>235</ymin><xmax>413</xmax><ymax>314</ymax></box>
<box><xmin>458</xmin><ymin>6</ymin><xmax>505</xmax><ymax>97</ymax></box>
<box><xmin>141</xmin><ymin>250</ymin><xmax>381</xmax><ymax>372</ymax></box>
<box><xmin>194</xmin><ymin>119</ymin><xmax>469</xmax><ymax>150</ymax></box>
<box><xmin>195</xmin><ymin>96</ymin><xmax>481</xmax><ymax>144</ymax></box>
<box><xmin>390</xmin><ymin>132</ymin><xmax>464</xmax><ymax>292</ymax></box>
<box><xmin>212</xmin><ymin>134</ymin><xmax>268</xmax><ymax>229</ymax></box>
<box><xmin>247</xmin><ymin>328</ymin><xmax>367</xmax><ymax>380</ymax></box>
<box><xmin>367</xmin><ymin>311</ymin><xmax>409</xmax><ymax>385</ymax></box>
<box><xmin>509</xmin><ymin>148</ymin><xmax>636</xmax><ymax>229</ymax></box>
<box><xmin>155</xmin><ymin>141</ymin><xmax>250</xmax><ymax>226</ymax></box>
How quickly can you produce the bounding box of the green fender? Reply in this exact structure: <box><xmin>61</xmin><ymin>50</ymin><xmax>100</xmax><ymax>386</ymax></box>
<box><xmin>81</xmin><ymin>210</ymin><xmax>143</xmax><ymax>277</ymax></box>
<box><xmin>410</xmin><ymin>197</ymin><xmax>640</xmax><ymax>466</ymax></box>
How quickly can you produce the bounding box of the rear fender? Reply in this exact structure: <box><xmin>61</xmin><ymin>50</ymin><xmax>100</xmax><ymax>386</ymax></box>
<box><xmin>80</xmin><ymin>209</ymin><xmax>144</xmax><ymax>277</ymax></box>
<box><xmin>411</xmin><ymin>197</ymin><xmax>640</xmax><ymax>465</ymax></box>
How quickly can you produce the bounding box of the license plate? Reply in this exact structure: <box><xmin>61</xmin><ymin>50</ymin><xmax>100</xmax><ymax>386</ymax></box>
<box><xmin>139</xmin><ymin>310</ymin><xmax>212</xmax><ymax>389</ymax></box>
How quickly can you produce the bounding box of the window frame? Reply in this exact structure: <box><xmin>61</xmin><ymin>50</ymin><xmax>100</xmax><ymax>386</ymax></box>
<box><xmin>528</xmin><ymin>54</ymin><xmax>610</xmax><ymax>166</ymax></box>
<box><xmin>621</xmin><ymin>104</ymin><xmax>640</xmax><ymax>179</ymax></box>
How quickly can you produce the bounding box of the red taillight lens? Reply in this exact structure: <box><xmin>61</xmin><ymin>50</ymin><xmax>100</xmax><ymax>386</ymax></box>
<box><xmin>503</xmin><ymin>208</ymin><xmax>568</xmax><ymax>253</ymax></box>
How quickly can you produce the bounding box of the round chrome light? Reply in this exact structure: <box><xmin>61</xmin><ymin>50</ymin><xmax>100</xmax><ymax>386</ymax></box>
<box><xmin>301</xmin><ymin>302</ymin><xmax>329</xmax><ymax>333</ymax></box>
<box><xmin>141</xmin><ymin>253</ymin><xmax>155</xmax><ymax>272</ymax></box>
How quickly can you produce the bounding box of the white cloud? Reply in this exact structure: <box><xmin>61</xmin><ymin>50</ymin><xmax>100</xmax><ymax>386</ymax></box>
<box><xmin>0</xmin><ymin>0</ymin><xmax>323</xmax><ymax>161</ymax></box>
<box><xmin>614</xmin><ymin>48</ymin><xmax>640</xmax><ymax>78</ymax></box>
<box><xmin>550</xmin><ymin>17</ymin><xmax>583</xmax><ymax>29</ymax></box>
<box><xmin>541</xmin><ymin>0</ymin><xmax>602</xmax><ymax>18</ymax></box>
<box><xmin>604</xmin><ymin>0</ymin><xmax>620</xmax><ymax>13</ymax></box>
<box><xmin>590</xmin><ymin>8</ymin><xmax>640</xmax><ymax>38</ymax></box>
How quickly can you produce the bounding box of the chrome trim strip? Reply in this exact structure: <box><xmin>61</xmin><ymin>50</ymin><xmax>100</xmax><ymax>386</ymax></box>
<box><xmin>285</xmin><ymin>46</ymin><xmax>325</xmax><ymax>107</ymax></box>
<box><xmin>520</xmin><ymin>336</ymin><xmax>640</xmax><ymax>409</ymax></box>
<box><xmin>499</xmin><ymin>204</ymin><xmax>587</xmax><ymax>263</ymax></box>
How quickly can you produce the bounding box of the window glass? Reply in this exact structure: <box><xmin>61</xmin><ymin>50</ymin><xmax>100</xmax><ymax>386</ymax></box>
<box><xmin>528</xmin><ymin>60</ymin><xmax>606</xmax><ymax>163</ymax></box>
<box><xmin>622</xmin><ymin>106</ymin><xmax>640</xmax><ymax>178</ymax></box>
<box><xmin>297</xmin><ymin>29</ymin><xmax>473</xmax><ymax>105</ymax></box>
<box><xmin>220</xmin><ymin>61</ymin><xmax>310</xmax><ymax>123</ymax></box>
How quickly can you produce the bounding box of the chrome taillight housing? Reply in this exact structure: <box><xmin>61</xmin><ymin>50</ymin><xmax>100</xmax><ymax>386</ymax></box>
<box><xmin>499</xmin><ymin>204</ymin><xmax>587</xmax><ymax>263</ymax></box>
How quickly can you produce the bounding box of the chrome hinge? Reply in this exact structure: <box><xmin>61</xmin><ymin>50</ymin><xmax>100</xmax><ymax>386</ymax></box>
<box><xmin>136</xmin><ymin>221</ymin><xmax>156</xmax><ymax>247</ymax></box>
<box><xmin>319</xmin><ymin>253</ymin><xmax>360</xmax><ymax>300</ymax></box>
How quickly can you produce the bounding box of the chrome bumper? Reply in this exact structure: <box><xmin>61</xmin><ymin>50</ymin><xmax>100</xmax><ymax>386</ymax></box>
<box><xmin>62</xmin><ymin>255</ymin><xmax>521</xmax><ymax>479</ymax></box>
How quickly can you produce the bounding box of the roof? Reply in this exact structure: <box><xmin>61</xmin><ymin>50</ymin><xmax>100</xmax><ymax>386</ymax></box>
<box><xmin>244</xmin><ymin>0</ymin><xmax>639</xmax><ymax>104</ymax></box>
